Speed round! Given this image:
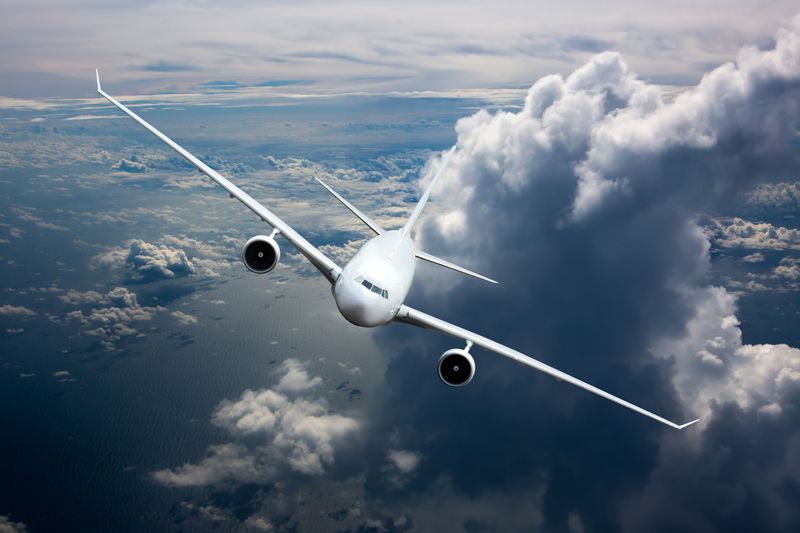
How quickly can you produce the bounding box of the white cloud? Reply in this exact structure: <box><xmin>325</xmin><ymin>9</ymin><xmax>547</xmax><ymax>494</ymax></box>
<box><xmin>91</xmin><ymin>235</ymin><xmax>231</xmax><ymax>281</ymax></box>
<box><xmin>742</xmin><ymin>252</ymin><xmax>765</xmax><ymax>263</ymax></box>
<box><xmin>746</xmin><ymin>181</ymin><xmax>800</xmax><ymax>209</ymax></box>
<box><xmin>63</xmin><ymin>287</ymin><xmax>165</xmax><ymax>350</ymax></box>
<box><xmin>275</xmin><ymin>359</ymin><xmax>322</xmax><ymax>392</ymax></box>
<box><xmin>152</xmin><ymin>362</ymin><xmax>359</xmax><ymax>486</ymax></box>
<box><xmin>0</xmin><ymin>304</ymin><xmax>36</xmax><ymax>316</ymax></box>
<box><xmin>152</xmin><ymin>444</ymin><xmax>260</xmax><ymax>487</ymax></box>
<box><xmin>387</xmin><ymin>449</ymin><xmax>421</xmax><ymax>474</ymax></box>
<box><xmin>708</xmin><ymin>217</ymin><xmax>800</xmax><ymax>250</ymax></box>
<box><xmin>651</xmin><ymin>286</ymin><xmax>800</xmax><ymax>419</ymax></box>
<box><xmin>171</xmin><ymin>310</ymin><xmax>198</xmax><ymax>326</ymax></box>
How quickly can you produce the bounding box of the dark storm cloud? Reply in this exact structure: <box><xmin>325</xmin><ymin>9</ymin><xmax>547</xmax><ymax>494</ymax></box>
<box><xmin>352</xmin><ymin>18</ymin><xmax>800</xmax><ymax>531</ymax></box>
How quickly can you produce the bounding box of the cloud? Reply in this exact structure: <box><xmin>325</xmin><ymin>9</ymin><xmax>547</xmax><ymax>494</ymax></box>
<box><xmin>350</xmin><ymin>18</ymin><xmax>800</xmax><ymax>531</ymax></box>
<box><xmin>171</xmin><ymin>310</ymin><xmax>198</xmax><ymax>326</ymax></box>
<box><xmin>112</xmin><ymin>158</ymin><xmax>148</xmax><ymax>173</ymax></box>
<box><xmin>0</xmin><ymin>515</ymin><xmax>27</xmax><ymax>533</ymax></box>
<box><xmin>275</xmin><ymin>359</ymin><xmax>322</xmax><ymax>392</ymax></box>
<box><xmin>387</xmin><ymin>450</ymin><xmax>421</xmax><ymax>474</ymax></box>
<box><xmin>11</xmin><ymin>206</ymin><xmax>68</xmax><ymax>231</ymax></box>
<box><xmin>742</xmin><ymin>252</ymin><xmax>765</xmax><ymax>263</ymax></box>
<box><xmin>152</xmin><ymin>360</ymin><xmax>359</xmax><ymax>486</ymax></box>
<box><xmin>0</xmin><ymin>305</ymin><xmax>36</xmax><ymax>316</ymax></box>
<box><xmin>652</xmin><ymin>286</ymin><xmax>800</xmax><ymax>419</ymax></box>
<box><xmin>708</xmin><ymin>218</ymin><xmax>800</xmax><ymax>250</ymax></box>
<box><xmin>63</xmin><ymin>287</ymin><xmax>165</xmax><ymax>350</ymax></box>
<box><xmin>746</xmin><ymin>181</ymin><xmax>800</xmax><ymax>210</ymax></box>
<box><xmin>91</xmin><ymin>235</ymin><xmax>231</xmax><ymax>282</ymax></box>
<box><xmin>140</xmin><ymin>60</ymin><xmax>197</xmax><ymax>72</ymax></box>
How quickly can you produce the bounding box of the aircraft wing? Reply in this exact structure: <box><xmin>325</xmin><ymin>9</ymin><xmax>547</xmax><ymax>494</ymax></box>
<box><xmin>95</xmin><ymin>70</ymin><xmax>341</xmax><ymax>283</ymax></box>
<box><xmin>394</xmin><ymin>304</ymin><xmax>700</xmax><ymax>430</ymax></box>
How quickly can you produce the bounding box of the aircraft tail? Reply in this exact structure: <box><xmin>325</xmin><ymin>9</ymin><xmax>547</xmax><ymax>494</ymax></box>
<box><xmin>399</xmin><ymin>146</ymin><xmax>456</xmax><ymax>238</ymax></box>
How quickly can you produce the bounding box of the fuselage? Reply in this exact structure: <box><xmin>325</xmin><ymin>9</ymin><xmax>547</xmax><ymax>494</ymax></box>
<box><xmin>333</xmin><ymin>230</ymin><xmax>416</xmax><ymax>327</ymax></box>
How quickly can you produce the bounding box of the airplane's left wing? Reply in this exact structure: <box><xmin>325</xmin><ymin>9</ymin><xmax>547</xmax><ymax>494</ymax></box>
<box><xmin>394</xmin><ymin>304</ymin><xmax>700</xmax><ymax>430</ymax></box>
<box><xmin>95</xmin><ymin>70</ymin><xmax>341</xmax><ymax>283</ymax></box>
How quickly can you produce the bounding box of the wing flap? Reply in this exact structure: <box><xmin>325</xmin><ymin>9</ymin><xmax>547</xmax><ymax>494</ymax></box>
<box><xmin>395</xmin><ymin>304</ymin><xmax>699</xmax><ymax>430</ymax></box>
<box><xmin>96</xmin><ymin>70</ymin><xmax>341</xmax><ymax>283</ymax></box>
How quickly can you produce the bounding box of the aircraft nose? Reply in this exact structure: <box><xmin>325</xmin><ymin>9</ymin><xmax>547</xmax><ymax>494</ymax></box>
<box><xmin>333</xmin><ymin>279</ymin><xmax>384</xmax><ymax>327</ymax></box>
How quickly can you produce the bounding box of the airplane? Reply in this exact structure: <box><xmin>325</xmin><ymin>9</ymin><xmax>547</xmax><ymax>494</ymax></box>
<box><xmin>95</xmin><ymin>70</ymin><xmax>699</xmax><ymax>430</ymax></box>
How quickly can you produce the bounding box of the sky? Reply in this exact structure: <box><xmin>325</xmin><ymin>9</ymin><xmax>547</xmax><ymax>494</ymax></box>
<box><xmin>1</xmin><ymin>2</ymin><xmax>800</xmax><ymax>532</ymax></box>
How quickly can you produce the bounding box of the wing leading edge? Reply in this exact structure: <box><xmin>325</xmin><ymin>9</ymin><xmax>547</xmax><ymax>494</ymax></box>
<box><xmin>395</xmin><ymin>304</ymin><xmax>700</xmax><ymax>430</ymax></box>
<box><xmin>95</xmin><ymin>70</ymin><xmax>340</xmax><ymax>283</ymax></box>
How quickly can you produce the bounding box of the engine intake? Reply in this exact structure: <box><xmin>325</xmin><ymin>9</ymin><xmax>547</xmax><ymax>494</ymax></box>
<box><xmin>438</xmin><ymin>348</ymin><xmax>475</xmax><ymax>386</ymax></box>
<box><xmin>242</xmin><ymin>235</ymin><xmax>281</xmax><ymax>274</ymax></box>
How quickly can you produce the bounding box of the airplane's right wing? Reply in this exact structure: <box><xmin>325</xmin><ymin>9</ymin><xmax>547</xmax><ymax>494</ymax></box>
<box><xmin>96</xmin><ymin>70</ymin><xmax>341</xmax><ymax>283</ymax></box>
<box><xmin>395</xmin><ymin>304</ymin><xmax>700</xmax><ymax>430</ymax></box>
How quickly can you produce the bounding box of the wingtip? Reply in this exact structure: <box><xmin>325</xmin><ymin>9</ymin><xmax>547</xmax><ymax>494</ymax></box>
<box><xmin>95</xmin><ymin>68</ymin><xmax>101</xmax><ymax>92</ymax></box>
<box><xmin>678</xmin><ymin>418</ymin><xmax>701</xmax><ymax>430</ymax></box>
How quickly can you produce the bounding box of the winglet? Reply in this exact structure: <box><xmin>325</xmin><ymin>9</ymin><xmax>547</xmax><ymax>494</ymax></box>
<box><xmin>96</xmin><ymin>69</ymin><xmax>102</xmax><ymax>93</ymax></box>
<box><xmin>678</xmin><ymin>418</ymin><xmax>701</xmax><ymax>430</ymax></box>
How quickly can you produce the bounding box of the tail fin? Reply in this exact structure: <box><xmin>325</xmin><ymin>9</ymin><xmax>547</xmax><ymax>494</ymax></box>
<box><xmin>400</xmin><ymin>146</ymin><xmax>456</xmax><ymax>238</ymax></box>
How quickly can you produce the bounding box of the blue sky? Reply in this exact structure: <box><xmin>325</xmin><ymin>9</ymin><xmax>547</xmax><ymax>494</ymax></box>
<box><xmin>1</xmin><ymin>3</ymin><xmax>800</xmax><ymax>533</ymax></box>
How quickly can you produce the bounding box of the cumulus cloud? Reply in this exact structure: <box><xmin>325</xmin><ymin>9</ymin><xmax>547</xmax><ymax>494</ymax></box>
<box><xmin>91</xmin><ymin>235</ymin><xmax>231</xmax><ymax>281</ymax></box>
<box><xmin>387</xmin><ymin>450</ymin><xmax>421</xmax><ymax>474</ymax></box>
<box><xmin>742</xmin><ymin>252</ymin><xmax>765</xmax><ymax>263</ymax></box>
<box><xmin>275</xmin><ymin>359</ymin><xmax>322</xmax><ymax>392</ymax></box>
<box><xmin>356</xmin><ymin>17</ymin><xmax>800</xmax><ymax>531</ymax></box>
<box><xmin>746</xmin><ymin>181</ymin><xmax>800</xmax><ymax>210</ymax></box>
<box><xmin>63</xmin><ymin>287</ymin><xmax>165</xmax><ymax>350</ymax></box>
<box><xmin>112</xmin><ymin>158</ymin><xmax>147</xmax><ymax>173</ymax></box>
<box><xmin>652</xmin><ymin>286</ymin><xmax>800</xmax><ymax>418</ymax></box>
<box><xmin>0</xmin><ymin>515</ymin><xmax>27</xmax><ymax>533</ymax></box>
<box><xmin>170</xmin><ymin>310</ymin><xmax>198</xmax><ymax>326</ymax></box>
<box><xmin>708</xmin><ymin>217</ymin><xmax>800</xmax><ymax>250</ymax></box>
<box><xmin>0</xmin><ymin>305</ymin><xmax>36</xmax><ymax>316</ymax></box>
<box><xmin>152</xmin><ymin>360</ymin><xmax>359</xmax><ymax>486</ymax></box>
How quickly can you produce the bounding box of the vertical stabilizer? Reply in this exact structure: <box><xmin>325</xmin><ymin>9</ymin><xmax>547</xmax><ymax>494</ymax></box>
<box><xmin>399</xmin><ymin>146</ymin><xmax>456</xmax><ymax>238</ymax></box>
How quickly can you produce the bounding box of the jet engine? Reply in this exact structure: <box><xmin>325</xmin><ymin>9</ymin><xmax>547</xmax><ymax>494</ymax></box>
<box><xmin>437</xmin><ymin>348</ymin><xmax>475</xmax><ymax>386</ymax></box>
<box><xmin>242</xmin><ymin>234</ymin><xmax>281</xmax><ymax>274</ymax></box>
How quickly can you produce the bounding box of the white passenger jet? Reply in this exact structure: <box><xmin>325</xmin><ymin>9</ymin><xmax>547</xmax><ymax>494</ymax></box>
<box><xmin>96</xmin><ymin>71</ymin><xmax>699</xmax><ymax>430</ymax></box>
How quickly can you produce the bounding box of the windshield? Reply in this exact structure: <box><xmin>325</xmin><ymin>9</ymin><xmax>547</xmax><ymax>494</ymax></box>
<box><xmin>354</xmin><ymin>276</ymin><xmax>388</xmax><ymax>299</ymax></box>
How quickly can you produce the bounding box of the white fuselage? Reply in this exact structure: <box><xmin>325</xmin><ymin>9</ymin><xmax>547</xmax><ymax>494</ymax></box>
<box><xmin>333</xmin><ymin>230</ymin><xmax>416</xmax><ymax>327</ymax></box>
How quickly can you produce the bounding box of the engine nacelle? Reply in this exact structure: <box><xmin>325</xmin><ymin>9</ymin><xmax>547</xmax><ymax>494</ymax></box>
<box><xmin>242</xmin><ymin>235</ymin><xmax>281</xmax><ymax>274</ymax></box>
<box><xmin>438</xmin><ymin>348</ymin><xmax>476</xmax><ymax>387</ymax></box>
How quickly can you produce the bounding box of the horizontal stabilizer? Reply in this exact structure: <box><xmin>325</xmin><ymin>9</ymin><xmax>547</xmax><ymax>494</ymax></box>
<box><xmin>415</xmin><ymin>250</ymin><xmax>497</xmax><ymax>284</ymax></box>
<box><xmin>314</xmin><ymin>176</ymin><xmax>384</xmax><ymax>235</ymax></box>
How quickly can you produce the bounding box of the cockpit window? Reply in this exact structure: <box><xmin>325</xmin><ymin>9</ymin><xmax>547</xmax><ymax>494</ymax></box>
<box><xmin>354</xmin><ymin>276</ymin><xmax>388</xmax><ymax>299</ymax></box>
